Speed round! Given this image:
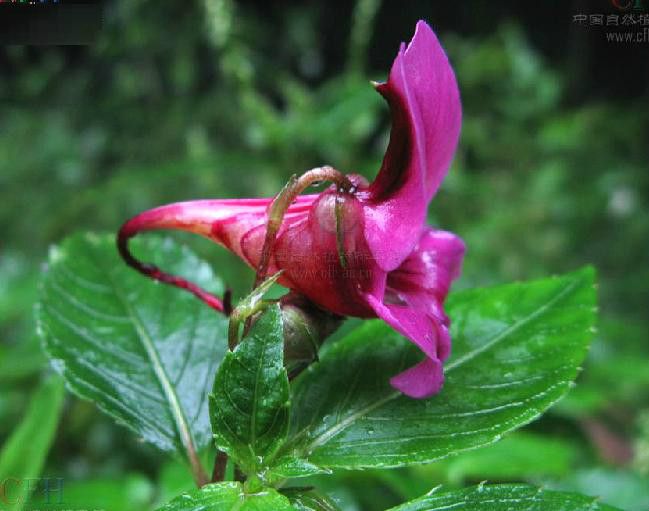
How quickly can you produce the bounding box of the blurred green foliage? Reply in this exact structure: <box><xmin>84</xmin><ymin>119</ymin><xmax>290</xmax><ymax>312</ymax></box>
<box><xmin>0</xmin><ymin>0</ymin><xmax>647</xmax><ymax>509</ymax></box>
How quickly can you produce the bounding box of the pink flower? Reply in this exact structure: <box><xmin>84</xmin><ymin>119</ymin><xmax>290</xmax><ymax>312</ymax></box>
<box><xmin>118</xmin><ymin>20</ymin><xmax>464</xmax><ymax>398</ymax></box>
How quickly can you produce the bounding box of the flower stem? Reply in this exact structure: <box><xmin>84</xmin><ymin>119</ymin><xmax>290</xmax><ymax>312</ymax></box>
<box><xmin>335</xmin><ymin>193</ymin><xmax>348</xmax><ymax>268</ymax></box>
<box><xmin>227</xmin><ymin>272</ymin><xmax>282</xmax><ymax>349</ymax></box>
<box><xmin>254</xmin><ymin>166</ymin><xmax>353</xmax><ymax>288</ymax></box>
<box><xmin>228</xmin><ymin>299</ymin><xmax>273</xmax><ymax>350</ymax></box>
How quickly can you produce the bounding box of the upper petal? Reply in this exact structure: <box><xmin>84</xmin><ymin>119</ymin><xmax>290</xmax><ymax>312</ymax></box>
<box><xmin>364</xmin><ymin>20</ymin><xmax>462</xmax><ymax>271</ymax></box>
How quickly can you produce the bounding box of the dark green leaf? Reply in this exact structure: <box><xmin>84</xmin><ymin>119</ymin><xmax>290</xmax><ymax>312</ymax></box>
<box><xmin>387</xmin><ymin>484</ymin><xmax>620</xmax><ymax>511</ymax></box>
<box><xmin>37</xmin><ymin>232</ymin><xmax>228</xmax><ymax>456</ymax></box>
<box><xmin>0</xmin><ymin>376</ymin><xmax>65</xmax><ymax>511</ymax></box>
<box><xmin>281</xmin><ymin>268</ymin><xmax>596</xmax><ymax>471</ymax></box>
<box><xmin>155</xmin><ymin>482</ymin><xmax>294</xmax><ymax>511</ymax></box>
<box><xmin>210</xmin><ymin>304</ymin><xmax>290</xmax><ymax>477</ymax></box>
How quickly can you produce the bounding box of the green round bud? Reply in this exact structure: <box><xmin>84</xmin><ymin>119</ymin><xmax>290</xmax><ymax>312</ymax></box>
<box><xmin>280</xmin><ymin>294</ymin><xmax>343</xmax><ymax>376</ymax></box>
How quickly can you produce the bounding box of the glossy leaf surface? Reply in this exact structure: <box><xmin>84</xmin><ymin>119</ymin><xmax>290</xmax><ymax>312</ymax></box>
<box><xmin>281</xmin><ymin>268</ymin><xmax>596</xmax><ymax>471</ymax></box>
<box><xmin>387</xmin><ymin>483</ymin><xmax>620</xmax><ymax>511</ymax></box>
<box><xmin>156</xmin><ymin>482</ymin><xmax>294</xmax><ymax>511</ymax></box>
<box><xmin>38</xmin><ymin>233</ymin><xmax>228</xmax><ymax>454</ymax></box>
<box><xmin>210</xmin><ymin>304</ymin><xmax>290</xmax><ymax>476</ymax></box>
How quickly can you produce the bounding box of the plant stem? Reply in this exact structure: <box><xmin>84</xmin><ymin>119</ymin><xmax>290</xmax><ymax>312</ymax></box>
<box><xmin>189</xmin><ymin>445</ymin><xmax>209</xmax><ymax>488</ymax></box>
<box><xmin>211</xmin><ymin>451</ymin><xmax>228</xmax><ymax>483</ymax></box>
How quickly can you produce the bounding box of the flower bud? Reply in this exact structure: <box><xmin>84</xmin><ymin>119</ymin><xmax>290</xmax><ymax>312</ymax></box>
<box><xmin>280</xmin><ymin>294</ymin><xmax>343</xmax><ymax>375</ymax></box>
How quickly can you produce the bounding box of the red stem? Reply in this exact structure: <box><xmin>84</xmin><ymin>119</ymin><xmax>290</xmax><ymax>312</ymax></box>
<box><xmin>117</xmin><ymin>206</ymin><xmax>225</xmax><ymax>314</ymax></box>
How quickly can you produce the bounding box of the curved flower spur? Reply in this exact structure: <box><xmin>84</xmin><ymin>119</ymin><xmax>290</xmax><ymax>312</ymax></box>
<box><xmin>117</xmin><ymin>20</ymin><xmax>464</xmax><ymax>399</ymax></box>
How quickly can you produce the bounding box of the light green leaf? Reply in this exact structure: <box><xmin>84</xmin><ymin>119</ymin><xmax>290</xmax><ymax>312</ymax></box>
<box><xmin>156</xmin><ymin>482</ymin><xmax>294</xmax><ymax>511</ymax></box>
<box><xmin>37</xmin><ymin>232</ymin><xmax>228</xmax><ymax>462</ymax></box>
<box><xmin>269</xmin><ymin>457</ymin><xmax>332</xmax><ymax>480</ymax></box>
<box><xmin>0</xmin><ymin>376</ymin><xmax>65</xmax><ymax>511</ymax></box>
<box><xmin>210</xmin><ymin>304</ymin><xmax>290</xmax><ymax>477</ymax></box>
<box><xmin>548</xmin><ymin>468</ymin><xmax>649</xmax><ymax>511</ymax></box>
<box><xmin>387</xmin><ymin>484</ymin><xmax>620</xmax><ymax>511</ymax></box>
<box><xmin>283</xmin><ymin>487</ymin><xmax>342</xmax><ymax>511</ymax></box>
<box><xmin>426</xmin><ymin>431</ymin><xmax>578</xmax><ymax>485</ymax></box>
<box><xmin>281</xmin><ymin>268</ymin><xmax>596</xmax><ymax>471</ymax></box>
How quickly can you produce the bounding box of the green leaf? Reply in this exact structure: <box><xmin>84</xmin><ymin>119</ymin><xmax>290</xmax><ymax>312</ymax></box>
<box><xmin>548</xmin><ymin>468</ymin><xmax>649</xmax><ymax>511</ymax></box>
<box><xmin>281</xmin><ymin>268</ymin><xmax>596</xmax><ymax>471</ymax></box>
<box><xmin>37</xmin><ymin>233</ymin><xmax>228</xmax><ymax>460</ymax></box>
<box><xmin>268</xmin><ymin>458</ymin><xmax>332</xmax><ymax>480</ymax></box>
<box><xmin>210</xmin><ymin>304</ymin><xmax>290</xmax><ymax>477</ymax></box>
<box><xmin>387</xmin><ymin>484</ymin><xmax>621</xmax><ymax>511</ymax></box>
<box><xmin>283</xmin><ymin>487</ymin><xmax>342</xmax><ymax>511</ymax></box>
<box><xmin>0</xmin><ymin>376</ymin><xmax>65</xmax><ymax>511</ymax></box>
<box><xmin>427</xmin><ymin>431</ymin><xmax>578</xmax><ymax>485</ymax></box>
<box><xmin>155</xmin><ymin>482</ymin><xmax>295</xmax><ymax>511</ymax></box>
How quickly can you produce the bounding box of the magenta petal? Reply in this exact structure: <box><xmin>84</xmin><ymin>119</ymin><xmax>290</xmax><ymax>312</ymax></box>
<box><xmin>116</xmin><ymin>20</ymin><xmax>464</xmax><ymax>399</ymax></box>
<box><xmin>117</xmin><ymin>195</ymin><xmax>317</xmax><ymax>311</ymax></box>
<box><xmin>119</xmin><ymin>196</ymin><xmax>317</xmax><ymax>268</ymax></box>
<box><xmin>390</xmin><ymin>358</ymin><xmax>444</xmax><ymax>399</ymax></box>
<box><xmin>388</xmin><ymin>228</ymin><xmax>465</xmax><ymax>302</ymax></box>
<box><xmin>385</xmin><ymin>226</ymin><xmax>464</xmax><ymax>359</ymax></box>
<box><xmin>364</xmin><ymin>292</ymin><xmax>444</xmax><ymax>398</ymax></box>
<box><xmin>364</xmin><ymin>293</ymin><xmax>438</xmax><ymax>359</ymax></box>
<box><xmin>363</xmin><ymin>226</ymin><xmax>464</xmax><ymax>398</ymax></box>
<box><xmin>364</xmin><ymin>20</ymin><xmax>462</xmax><ymax>271</ymax></box>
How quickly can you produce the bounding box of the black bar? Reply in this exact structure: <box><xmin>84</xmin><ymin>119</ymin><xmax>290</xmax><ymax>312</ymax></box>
<box><xmin>0</xmin><ymin>2</ymin><xmax>103</xmax><ymax>45</ymax></box>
